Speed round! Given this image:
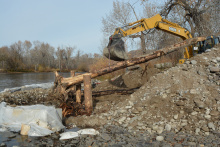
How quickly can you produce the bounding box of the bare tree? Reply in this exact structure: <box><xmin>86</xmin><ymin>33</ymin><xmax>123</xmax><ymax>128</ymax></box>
<box><xmin>0</xmin><ymin>46</ymin><xmax>9</xmax><ymax>69</ymax></box>
<box><xmin>23</xmin><ymin>40</ymin><xmax>32</xmax><ymax>69</ymax></box>
<box><xmin>102</xmin><ymin>0</ymin><xmax>133</xmax><ymax>37</ymax></box>
<box><xmin>161</xmin><ymin>0</ymin><xmax>217</xmax><ymax>36</ymax></box>
<box><xmin>102</xmin><ymin>0</ymin><xmax>166</xmax><ymax>54</ymax></box>
<box><xmin>102</xmin><ymin>1</ymin><xmax>137</xmax><ymax>54</ymax></box>
<box><xmin>63</xmin><ymin>46</ymin><xmax>76</xmax><ymax>70</ymax></box>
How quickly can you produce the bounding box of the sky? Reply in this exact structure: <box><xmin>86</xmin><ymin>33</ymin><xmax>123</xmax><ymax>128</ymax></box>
<box><xmin>0</xmin><ymin>0</ymin><xmax>114</xmax><ymax>55</ymax></box>
<box><xmin>0</xmin><ymin>0</ymin><xmax>166</xmax><ymax>55</ymax></box>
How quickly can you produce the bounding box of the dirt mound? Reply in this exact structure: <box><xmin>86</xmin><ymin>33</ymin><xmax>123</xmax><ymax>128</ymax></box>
<box><xmin>67</xmin><ymin>46</ymin><xmax>220</xmax><ymax>135</ymax></box>
<box><xmin>109</xmin><ymin>47</ymin><xmax>220</xmax><ymax>134</ymax></box>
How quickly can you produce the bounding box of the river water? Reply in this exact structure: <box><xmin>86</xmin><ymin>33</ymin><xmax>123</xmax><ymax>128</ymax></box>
<box><xmin>0</xmin><ymin>72</ymin><xmax>71</xmax><ymax>92</ymax></box>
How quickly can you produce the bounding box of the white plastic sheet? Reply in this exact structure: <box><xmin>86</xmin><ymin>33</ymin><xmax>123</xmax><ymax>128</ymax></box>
<box><xmin>0</xmin><ymin>102</ymin><xmax>64</xmax><ymax>136</ymax></box>
<box><xmin>59</xmin><ymin>128</ymin><xmax>99</xmax><ymax>140</ymax></box>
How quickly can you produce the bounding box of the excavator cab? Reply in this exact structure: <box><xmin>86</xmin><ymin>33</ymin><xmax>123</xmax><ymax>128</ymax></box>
<box><xmin>195</xmin><ymin>36</ymin><xmax>220</xmax><ymax>53</ymax></box>
<box><xmin>103</xmin><ymin>34</ymin><xmax>128</xmax><ymax>61</ymax></box>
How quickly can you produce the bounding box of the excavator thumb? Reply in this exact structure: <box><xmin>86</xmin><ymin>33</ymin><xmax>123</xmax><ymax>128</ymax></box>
<box><xmin>103</xmin><ymin>35</ymin><xmax>128</xmax><ymax>61</ymax></box>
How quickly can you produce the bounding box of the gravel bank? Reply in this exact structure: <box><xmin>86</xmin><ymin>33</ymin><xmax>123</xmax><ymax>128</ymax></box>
<box><xmin>0</xmin><ymin>46</ymin><xmax>219</xmax><ymax>146</ymax></box>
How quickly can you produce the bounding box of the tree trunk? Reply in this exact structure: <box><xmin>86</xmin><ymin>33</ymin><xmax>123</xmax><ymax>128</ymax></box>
<box><xmin>141</xmin><ymin>32</ymin><xmax>146</xmax><ymax>54</ymax></box>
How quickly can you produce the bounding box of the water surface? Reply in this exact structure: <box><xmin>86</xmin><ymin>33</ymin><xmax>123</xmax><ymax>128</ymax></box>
<box><xmin>0</xmin><ymin>72</ymin><xmax>71</xmax><ymax>92</ymax></box>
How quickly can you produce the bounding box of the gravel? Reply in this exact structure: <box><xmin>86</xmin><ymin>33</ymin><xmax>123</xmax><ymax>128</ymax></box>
<box><xmin>0</xmin><ymin>46</ymin><xmax>219</xmax><ymax>146</ymax></box>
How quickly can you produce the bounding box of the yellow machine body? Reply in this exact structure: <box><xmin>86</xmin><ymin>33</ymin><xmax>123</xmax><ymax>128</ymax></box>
<box><xmin>105</xmin><ymin>14</ymin><xmax>193</xmax><ymax>63</ymax></box>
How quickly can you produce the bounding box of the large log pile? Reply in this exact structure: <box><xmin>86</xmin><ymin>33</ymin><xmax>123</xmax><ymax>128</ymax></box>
<box><xmin>53</xmin><ymin>37</ymin><xmax>205</xmax><ymax>116</ymax></box>
<box><xmin>54</xmin><ymin>37</ymin><xmax>204</xmax><ymax>90</ymax></box>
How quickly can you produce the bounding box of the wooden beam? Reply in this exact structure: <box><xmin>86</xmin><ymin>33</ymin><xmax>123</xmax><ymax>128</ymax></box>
<box><xmin>76</xmin><ymin>84</ymin><xmax>81</xmax><ymax>103</ymax></box>
<box><xmin>83</xmin><ymin>73</ymin><xmax>93</xmax><ymax>115</ymax></box>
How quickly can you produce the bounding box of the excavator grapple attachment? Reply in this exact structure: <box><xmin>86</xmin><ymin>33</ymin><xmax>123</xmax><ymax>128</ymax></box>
<box><xmin>103</xmin><ymin>37</ymin><xmax>128</xmax><ymax>61</ymax></box>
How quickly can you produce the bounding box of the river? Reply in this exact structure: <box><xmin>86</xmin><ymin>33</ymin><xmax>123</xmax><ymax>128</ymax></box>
<box><xmin>0</xmin><ymin>72</ymin><xmax>71</xmax><ymax>92</ymax></box>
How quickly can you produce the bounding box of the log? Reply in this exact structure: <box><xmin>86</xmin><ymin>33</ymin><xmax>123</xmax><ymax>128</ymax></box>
<box><xmin>59</xmin><ymin>37</ymin><xmax>205</xmax><ymax>88</ymax></box>
<box><xmin>70</xmin><ymin>70</ymin><xmax>76</xmax><ymax>91</ymax></box>
<box><xmin>76</xmin><ymin>84</ymin><xmax>81</xmax><ymax>103</ymax></box>
<box><xmin>92</xmin><ymin>88</ymin><xmax>138</xmax><ymax>96</ymax></box>
<box><xmin>71</xmin><ymin>70</ymin><xmax>81</xmax><ymax>103</ymax></box>
<box><xmin>83</xmin><ymin>73</ymin><xmax>93</xmax><ymax>115</ymax></box>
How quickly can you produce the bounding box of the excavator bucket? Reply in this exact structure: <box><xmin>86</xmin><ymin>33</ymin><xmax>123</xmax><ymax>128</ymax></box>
<box><xmin>103</xmin><ymin>36</ymin><xmax>128</xmax><ymax>61</ymax></box>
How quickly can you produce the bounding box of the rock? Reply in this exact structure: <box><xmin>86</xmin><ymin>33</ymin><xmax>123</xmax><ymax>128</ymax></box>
<box><xmin>191</xmin><ymin>60</ymin><xmax>197</xmax><ymax>65</ymax></box>
<box><xmin>20</xmin><ymin>124</ymin><xmax>30</xmax><ymax>135</ymax></box>
<box><xmin>128</xmin><ymin>101</ymin><xmax>134</xmax><ymax>106</ymax></box>
<box><xmin>181</xmin><ymin>122</ymin><xmax>187</xmax><ymax>127</ymax></box>
<box><xmin>216</xmin><ymin>57</ymin><xmax>220</xmax><ymax>62</ymax></box>
<box><xmin>119</xmin><ymin>117</ymin><xmax>126</xmax><ymax>123</ymax></box>
<box><xmin>141</xmin><ymin>111</ymin><xmax>147</xmax><ymax>115</ymax></box>
<box><xmin>157</xmin><ymin>127</ymin><xmax>164</xmax><ymax>134</ymax></box>
<box><xmin>155</xmin><ymin>64</ymin><xmax>162</xmax><ymax>69</ymax></box>
<box><xmin>205</xmin><ymin>132</ymin><xmax>210</xmax><ymax>135</ymax></box>
<box><xmin>191</xmin><ymin>111</ymin><xmax>198</xmax><ymax>116</ymax></box>
<box><xmin>185</xmin><ymin>61</ymin><xmax>190</xmax><ymax>64</ymax></box>
<box><xmin>131</xmin><ymin>109</ymin><xmax>139</xmax><ymax>114</ymax></box>
<box><xmin>162</xmin><ymin>94</ymin><xmax>167</xmax><ymax>98</ymax></box>
<box><xmin>164</xmin><ymin>62</ymin><xmax>172</xmax><ymax>68</ymax></box>
<box><xmin>204</xmin><ymin>115</ymin><xmax>211</xmax><ymax>119</ymax></box>
<box><xmin>165</xmin><ymin>124</ymin><xmax>172</xmax><ymax>131</ymax></box>
<box><xmin>205</xmin><ymin>49</ymin><xmax>211</xmax><ymax>52</ymax></box>
<box><xmin>162</xmin><ymin>144</ymin><xmax>171</xmax><ymax>147</ymax></box>
<box><xmin>125</xmin><ymin>105</ymin><xmax>132</xmax><ymax>109</ymax></box>
<box><xmin>210</xmin><ymin>110</ymin><xmax>219</xmax><ymax>116</ymax></box>
<box><xmin>210</xmin><ymin>67</ymin><xmax>220</xmax><ymax>73</ymax></box>
<box><xmin>161</xmin><ymin>63</ymin><xmax>165</xmax><ymax>68</ymax></box>
<box><xmin>190</xmin><ymin>89</ymin><xmax>197</xmax><ymax>94</ymax></box>
<box><xmin>136</xmin><ymin>107</ymin><xmax>143</xmax><ymax>112</ymax></box>
<box><xmin>182</xmin><ymin>67</ymin><xmax>188</xmax><ymax>71</ymax></box>
<box><xmin>101</xmin><ymin>133</ymin><xmax>111</xmax><ymax>141</ymax></box>
<box><xmin>174</xmin><ymin>114</ymin><xmax>178</xmax><ymax>120</ymax></box>
<box><xmin>156</xmin><ymin>136</ymin><xmax>164</xmax><ymax>141</ymax></box>
<box><xmin>205</xmin><ymin>109</ymin><xmax>210</xmax><ymax>115</ymax></box>
<box><xmin>174</xmin><ymin>144</ymin><xmax>183</xmax><ymax>147</ymax></box>
<box><xmin>208</xmin><ymin>122</ymin><xmax>215</xmax><ymax>130</ymax></box>
<box><xmin>211</xmin><ymin>59</ymin><xmax>218</xmax><ymax>63</ymax></box>
<box><xmin>188</xmin><ymin>142</ymin><xmax>196</xmax><ymax>146</ymax></box>
<box><xmin>152</xmin><ymin>125</ymin><xmax>158</xmax><ymax>131</ymax></box>
<box><xmin>195</xmin><ymin>128</ymin><xmax>200</xmax><ymax>134</ymax></box>
<box><xmin>201</xmin><ymin>126</ymin><xmax>209</xmax><ymax>132</ymax></box>
<box><xmin>194</xmin><ymin>99</ymin><xmax>205</xmax><ymax>109</ymax></box>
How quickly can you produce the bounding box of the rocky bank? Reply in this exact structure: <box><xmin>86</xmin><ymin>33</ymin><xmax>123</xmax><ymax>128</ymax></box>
<box><xmin>0</xmin><ymin>46</ymin><xmax>219</xmax><ymax>146</ymax></box>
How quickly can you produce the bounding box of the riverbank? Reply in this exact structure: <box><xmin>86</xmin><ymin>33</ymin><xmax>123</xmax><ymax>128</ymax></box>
<box><xmin>0</xmin><ymin>87</ymin><xmax>219</xmax><ymax>146</ymax></box>
<box><xmin>0</xmin><ymin>46</ymin><xmax>219</xmax><ymax>146</ymax></box>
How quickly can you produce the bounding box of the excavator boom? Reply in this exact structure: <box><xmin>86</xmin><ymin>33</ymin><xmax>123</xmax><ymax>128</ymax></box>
<box><xmin>104</xmin><ymin>14</ymin><xmax>193</xmax><ymax>62</ymax></box>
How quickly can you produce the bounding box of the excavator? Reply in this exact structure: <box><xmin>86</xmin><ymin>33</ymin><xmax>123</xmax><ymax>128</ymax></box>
<box><xmin>103</xmin><ymin>14</ymin><xmax>194</xmax><ymax>63</ymax></box>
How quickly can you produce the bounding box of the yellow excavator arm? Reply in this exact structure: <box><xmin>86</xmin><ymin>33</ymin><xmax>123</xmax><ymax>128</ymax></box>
<box><xmin>104</xmin><ymin>14</ymin><xmax>193</xmax><ymax>63</ymax></box>
<box><xmin>114</xmin><ymin>14</ymin><xmax>192</xmax><ymax>39</ymax></box>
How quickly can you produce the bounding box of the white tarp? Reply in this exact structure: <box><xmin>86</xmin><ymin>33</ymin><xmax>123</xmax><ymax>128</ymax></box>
<box><xmin>59</xmin><ymin>128</ymin><xmax>99</xmax><ymax>140</ymax></box>
<box><xmin>0</xmin><ymin>102</ymin><xmax>64</xmax><ymax>136</ymax></box>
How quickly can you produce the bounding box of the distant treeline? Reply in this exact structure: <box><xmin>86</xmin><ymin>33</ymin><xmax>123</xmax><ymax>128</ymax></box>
<box><xmin>0</xmin><ymin>40</ymin><xmax>102</xmax><ymax>72</ymax></box>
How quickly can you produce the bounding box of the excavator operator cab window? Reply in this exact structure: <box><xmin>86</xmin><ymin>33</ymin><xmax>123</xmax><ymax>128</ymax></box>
<box><xmin>205</xmin><ymin>38</ymin><xmax>214</xmax><ymax>49</ymax></box>
<box><xmin>214</xmin><ymin>37</ymin><xmax>219</xmax><ymax>45</ymax></box>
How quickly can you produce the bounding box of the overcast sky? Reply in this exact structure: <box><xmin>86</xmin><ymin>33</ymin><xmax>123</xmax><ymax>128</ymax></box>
<box><xmin>0</xmin><ymin>0</ymin><xmax>166</xmax><ymax>55</ymax></box>
<box><xmin>0</xmin><ymin>0</ymin><xmax>115</xmax><ymax>54</ymax></box>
